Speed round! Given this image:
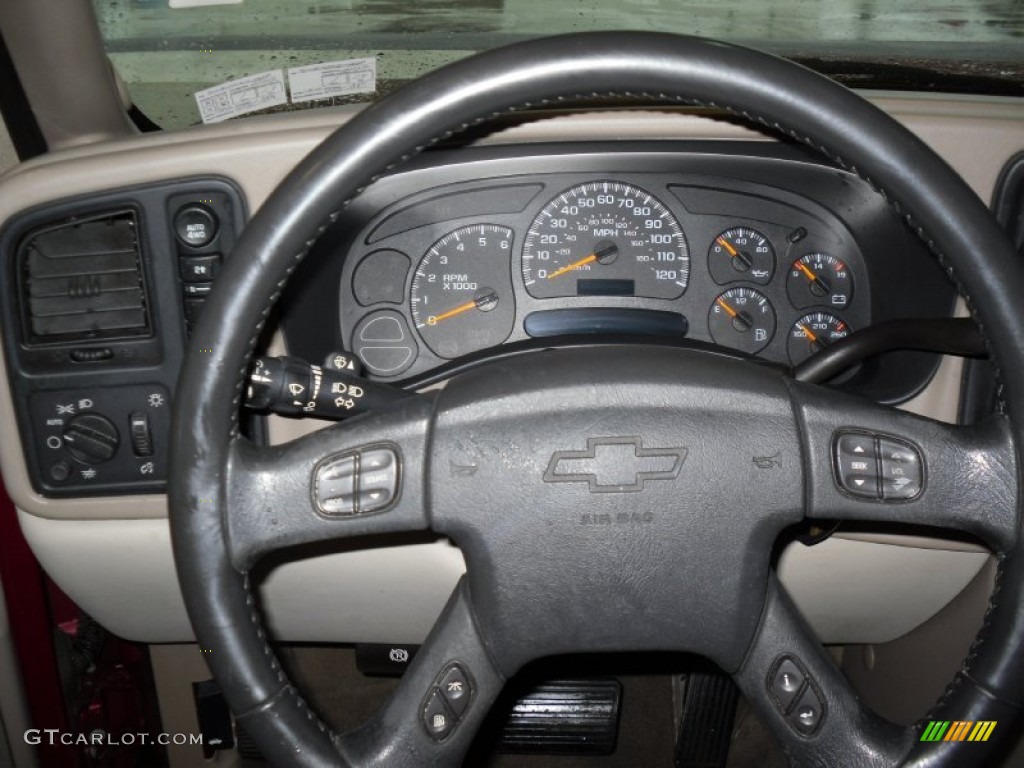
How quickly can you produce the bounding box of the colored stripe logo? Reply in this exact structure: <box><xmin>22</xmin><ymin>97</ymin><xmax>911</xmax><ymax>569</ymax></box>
<box><xmin>920</xmin><ymin>721</ymin><xmax>996</xmax><ymax>742</ymax></box>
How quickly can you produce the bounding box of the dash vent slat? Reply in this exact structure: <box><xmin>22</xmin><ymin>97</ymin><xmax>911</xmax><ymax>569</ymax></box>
<box><xmin>19</xmin><ymin>210</ymin><xmax>151</xmax><ymax>344</ymax></box>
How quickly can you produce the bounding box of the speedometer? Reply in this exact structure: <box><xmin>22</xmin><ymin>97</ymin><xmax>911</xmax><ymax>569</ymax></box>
<box><xmin>521</xmin><ymin>181</ymin><xmax>689</xmax><ymax>299</ymax></box>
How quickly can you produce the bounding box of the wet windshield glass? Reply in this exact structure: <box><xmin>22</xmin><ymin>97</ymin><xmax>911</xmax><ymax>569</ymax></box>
<box><xmin>94</xmin><ymin>0</ymin><xmax>1024</xmax><ymax>129</ymax></box>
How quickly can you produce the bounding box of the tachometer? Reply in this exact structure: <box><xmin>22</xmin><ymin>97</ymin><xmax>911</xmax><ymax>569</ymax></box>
<box><xmin>521</xmin><ymin>181</ymin><xmax>689</xmax><ymax>299</ymax></box>
<box><xmin>410</xmin><ymin>224</ymin><xmax>515</xmax><ymax>359</ymax></box>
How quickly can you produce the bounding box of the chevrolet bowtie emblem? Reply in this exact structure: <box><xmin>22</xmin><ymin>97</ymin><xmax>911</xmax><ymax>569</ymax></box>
<box><xmin>544</xmin><ymin>437</ymin><xmax>687</xmax><ymax>493</ymax></box>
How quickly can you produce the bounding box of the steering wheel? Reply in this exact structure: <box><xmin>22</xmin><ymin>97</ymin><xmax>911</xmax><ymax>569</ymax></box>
<box><xmin>169</xmin><ymin>32</ymin><xmax>1024</xmax><ymax>767</ymax></box>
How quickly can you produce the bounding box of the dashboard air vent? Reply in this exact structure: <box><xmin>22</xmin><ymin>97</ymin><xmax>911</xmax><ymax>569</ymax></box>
<box><xmin>19</xmin><ymin>210</ymin><xmax>150</xmax><ymax>344</ymax></box>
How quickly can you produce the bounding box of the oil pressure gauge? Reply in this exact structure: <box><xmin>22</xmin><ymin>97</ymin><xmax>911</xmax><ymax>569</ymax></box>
<box><xmin>708</xmin><ymin>287</ymin><xmax>776</xmax><ymax>355</ymax></box>
<box><xmin>708</xmin><ymin>227</ymin><xmax>775</xmax><ymax>285</ymax></box>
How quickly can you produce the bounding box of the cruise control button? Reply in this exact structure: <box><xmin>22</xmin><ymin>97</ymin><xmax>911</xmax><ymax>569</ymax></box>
<box><xmin>769</xmin><ymin>658</ymin><xmax>806</xmax><ymax>712</ymax></box>
<box><xmin>357</xmin><ymin>488</ymin><xmax>390</xmax><ymax>512</ymax></box>
<box><xmin>314</xmin><ymin>454</ymin><xmax>357</xmax><ymax>515</ymax></box>
<box><xmin>439</xmin><ymin>664</ymin><xmax>471</xmax><ymax>718</ymax></box>
<box><xmin>359</xmin><ymin>448</ymin><xmax>398</xmax><ymax>513</ymax></box>
<box><xmin>879</xmin><ymin>437</ymin><xmax>923</xmax><ymax>500</ymax></box>
<box><xmin>789</xmin><ymin>686</ymin><xmax>824</xmax><ymax>735</ymax></box>
<box><xmin>422</xmin><ymin>690</ymin><xmax>455</xmax><ymax>741</ymax></box>
<box><xmin>313</xmin><ymin>448</ymin><xmax>400</xmax><ymax>516</ymax></box>
<box><xmin>833</xmin><ymin>432</ymin><xmax>879</xmax><ymax>498</ymax></box>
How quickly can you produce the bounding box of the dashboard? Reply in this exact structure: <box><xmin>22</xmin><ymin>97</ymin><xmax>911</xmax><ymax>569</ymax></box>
<box><xmin>0</xmin><ymin>101</ymin><xmax>1019</xmax><ymax>651</ymax></box>
<box><xmin>0</xmin><ymin>142</ymin><xmax>958</xmax><ymax>500</ymax></box>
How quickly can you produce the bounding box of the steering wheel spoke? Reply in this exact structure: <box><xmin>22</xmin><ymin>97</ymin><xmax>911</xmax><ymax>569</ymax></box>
<box><xmin>791</xmin><ymin>380</ymin><xmax>1018</xmax><ymax>552</ymax></box>
<box><xmin>225</xmin><ymin>397</ymin><xmax>434</xmax><ymax>570</ymax></box>
<box><xmin>339</xmin><ymin>580</ymin><xmax>505</xmax><ymax>768</ymax></box>
<box><xmin>734</xmin><ymin>576</ymin><xmax>914</xmax><ymax>767</ymax></box>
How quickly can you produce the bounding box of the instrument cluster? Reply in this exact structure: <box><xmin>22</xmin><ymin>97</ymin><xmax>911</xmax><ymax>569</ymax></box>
<box><xmin>336</xmin><ymin>151</ymin><xmax>872</xmax><ymax>381</ymax></box>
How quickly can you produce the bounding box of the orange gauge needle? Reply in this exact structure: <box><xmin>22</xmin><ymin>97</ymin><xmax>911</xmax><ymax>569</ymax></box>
<box><xmin>546</xmin><ymin>253</ymin><xmax>597</xmax><ymax>280</ymax></box>
<box><xmin>427</xmin><ymin>300</ymin><xmax>477</xmax><ymax>326</ymax></box>
<box><xmin>715</xmin><ymin>297</ymin><xmax>738</xmax><ymax>318</ymax></box>
<box><xmin>797</xmin><ymin>261</ymin><xmax>831</xmax><ymax>295</ymax></box>
<box><xmin>717</xmin><ymin>296</ymin><xmax>753</xmax><ymax>331</ymax></box>
<box><xmin>798</xmin><ymin>323</ymin><xmax>819</xmax><ymax>343</ymax></box>
<box><xmin>796</xmin><ymin>262</ymin><xmax>817</xmax><ymax>282</ymax></box>
<box><xmin>716</xmin><ymin>237</ymin><xmax>739</xmax><ymax>257</ymax></box>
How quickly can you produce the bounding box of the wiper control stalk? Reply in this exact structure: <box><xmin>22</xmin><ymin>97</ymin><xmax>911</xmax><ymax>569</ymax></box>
<box><xmin>244</xmin><ymin>354</ymin><xmax>410</xmax><ymax>420</ymax></box>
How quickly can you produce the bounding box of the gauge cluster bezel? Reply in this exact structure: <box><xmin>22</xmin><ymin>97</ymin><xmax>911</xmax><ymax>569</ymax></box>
<box><xmin>278</xmin><ymin>141</ymin><xmax>957</xmax><ymax>405</ymax></box>
<box><xmin>339</xmin><ymin>167</ymin><xmax>871</xmax><ymax>373</ymax></box>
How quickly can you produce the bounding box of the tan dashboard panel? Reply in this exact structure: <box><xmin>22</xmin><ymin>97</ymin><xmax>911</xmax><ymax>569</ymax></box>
<box><xmin>16</xmin><ymin>510</ymin><xmax>467</xmax><ymax>644</ymax></box>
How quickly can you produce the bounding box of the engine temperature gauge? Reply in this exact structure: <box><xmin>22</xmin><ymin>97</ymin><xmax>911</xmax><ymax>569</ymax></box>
<box><xmin>708</xmin><ymin>288</ymin><xmax>776</xmax><ymax>355</ymax></box>
<box><xmin>787</xmin><ymin>253</ymin><xmax>853</xmax><ymax>310</ymax></box>
<box><xmin>788</xmin><ymin>312</ymin><xmax>851</xmax><ymax>365</ymax></box>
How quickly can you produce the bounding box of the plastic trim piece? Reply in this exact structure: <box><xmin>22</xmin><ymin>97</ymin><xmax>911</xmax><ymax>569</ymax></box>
<box><xmin>0</xmin><ymin>31</ymin><xmax>46</xmax><ymax>160</ymax></box>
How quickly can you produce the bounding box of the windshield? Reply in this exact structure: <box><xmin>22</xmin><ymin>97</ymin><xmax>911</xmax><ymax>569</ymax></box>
<box><xmin>94</xmin><ymin>0</ymin><xmax>1024</xmax><ymax>130</ymax></box>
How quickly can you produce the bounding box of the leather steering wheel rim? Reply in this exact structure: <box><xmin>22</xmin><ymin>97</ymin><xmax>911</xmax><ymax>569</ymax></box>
<box><xmin>170</xmin><ymin>32</ymin><xmax>1024</xmax><ymax>767</ymax></box>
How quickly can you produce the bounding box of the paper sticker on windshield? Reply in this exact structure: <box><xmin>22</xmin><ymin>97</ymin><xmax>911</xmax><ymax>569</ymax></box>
<box><xmin>195</xmin><ymin>70</ymin><xmax>287</xmax><ymax>123</ymax></box>
<box><xmin>288</xmin><ymin>58</ymin><xmax>377</xmax><ymax>103</ymax></box>
<box><xmin>170</xmin><ymin>0</ymin><xmax>243</xmax><ymax>6</ymax></box>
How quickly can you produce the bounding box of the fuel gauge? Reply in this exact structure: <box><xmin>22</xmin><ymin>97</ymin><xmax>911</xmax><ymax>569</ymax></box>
<box><xmin>708</xmin><ymin>288</ymin><xmax>776</xmax><ymax>355</ymax></box>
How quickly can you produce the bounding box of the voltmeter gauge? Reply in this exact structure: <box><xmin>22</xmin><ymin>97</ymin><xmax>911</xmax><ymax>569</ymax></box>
<box><xmin>788</xmin><ymin>312</ymin><xmax>851</xmax><ymax>365</ymax></box>
<box><xmin>787</xmin><ymin>253</ymin><xmax>853</xmax><ymax>310</ymax></box>
<box><xmin>708</xmin><ymin>288</ymin><xmax>776</xmax><ymax>355</ymax></box>
<box><xmin>708</xmin><ymin>227</ymin><xmax>775</xmax><ymax>285</ymax></box>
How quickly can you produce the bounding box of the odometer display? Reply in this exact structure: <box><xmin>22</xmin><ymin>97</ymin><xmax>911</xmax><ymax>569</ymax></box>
<box><xmin>521</xmin><ymin>181</ymin><xmax>689</xmax><ymax>299</ymax></box>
